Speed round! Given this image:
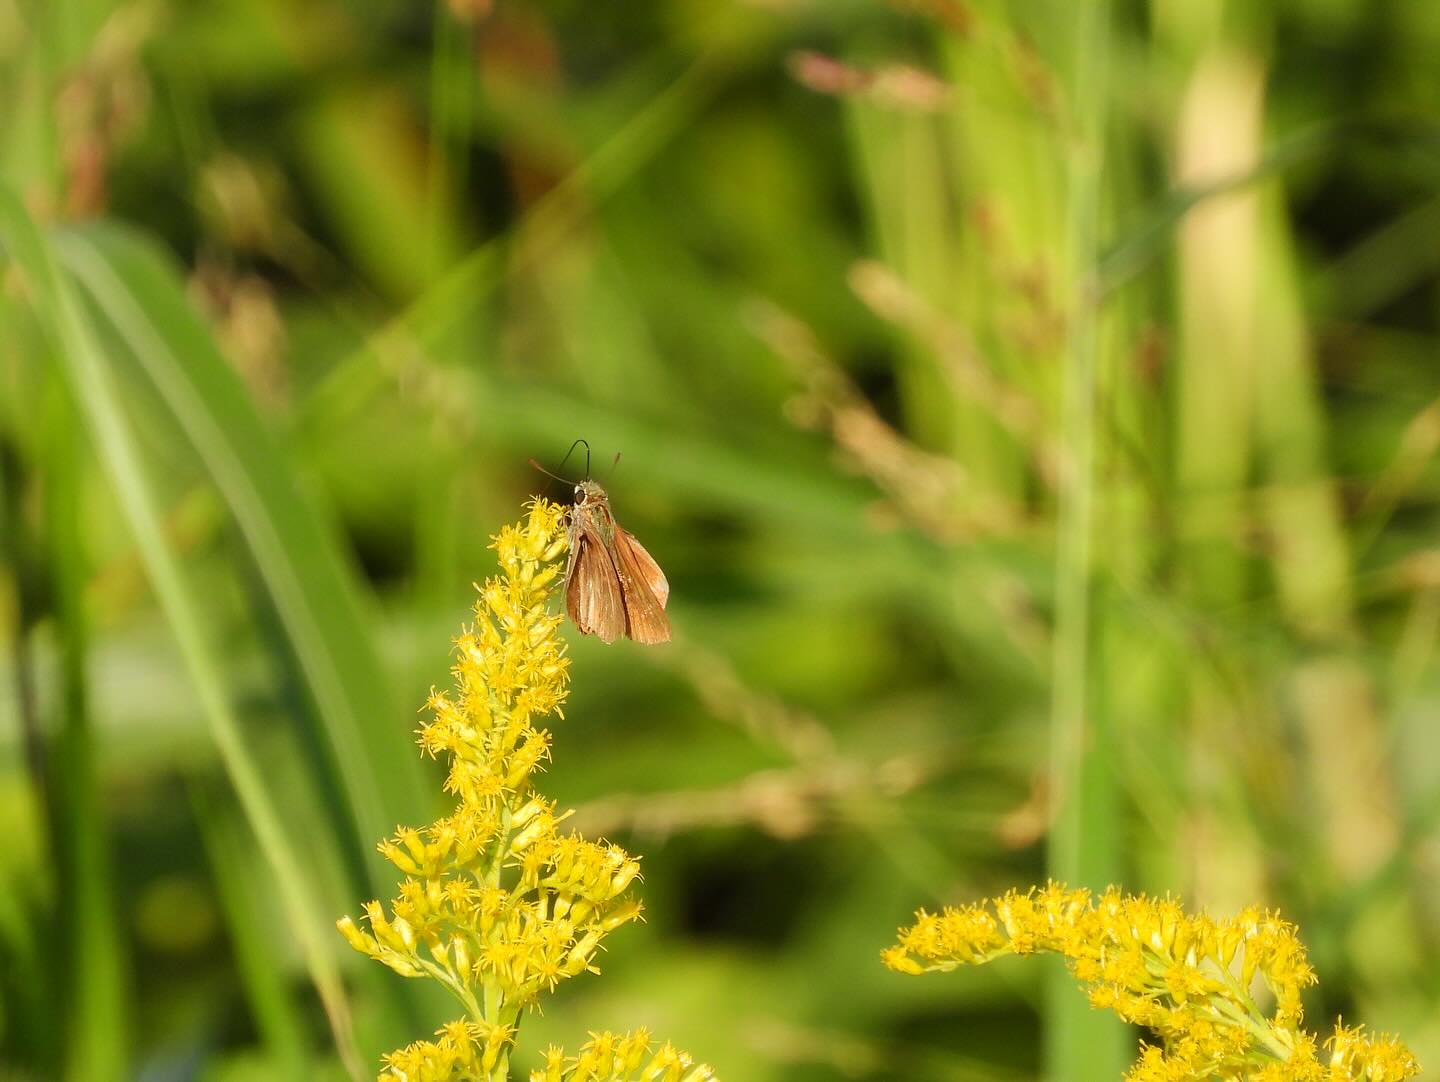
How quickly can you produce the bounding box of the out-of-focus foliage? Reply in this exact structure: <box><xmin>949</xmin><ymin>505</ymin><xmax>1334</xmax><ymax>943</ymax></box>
<box><xmin>2</xmin><ymin>1</ymin><xmax>1439</xmax><ymax>1080</ymax></box>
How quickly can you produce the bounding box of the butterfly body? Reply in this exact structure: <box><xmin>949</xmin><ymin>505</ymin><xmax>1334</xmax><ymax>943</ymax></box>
<box><xmin>564</xmin><ymin>480</ymin><xmax>671</xmax><ymax>644</ymax></box>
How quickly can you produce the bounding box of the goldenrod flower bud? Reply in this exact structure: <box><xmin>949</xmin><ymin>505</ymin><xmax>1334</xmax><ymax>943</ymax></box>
<box><xmin>335</xmin><ymin>915</ymin><xmax>375</xmax><ymax>955</ymax></box>
<box><xmin>450</xmin><ymin>935</ymin><xmax>470</xmax><ymax>979</ymax></box>
<box><xmin>600</xmin><ymin>900</ymin><xmax>643</xmax><ymax>933</ymax></box>
<box><xmin>564</xmin><ymin>929</ymin><xmax>603</xmax><ymax>976</ymax></box>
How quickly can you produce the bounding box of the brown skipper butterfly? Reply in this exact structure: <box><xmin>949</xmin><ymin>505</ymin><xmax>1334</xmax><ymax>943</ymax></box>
<box><xmin>532</xmin><ymin>443</ymin><xmax>671</xmax><ymax>645</ymax></box>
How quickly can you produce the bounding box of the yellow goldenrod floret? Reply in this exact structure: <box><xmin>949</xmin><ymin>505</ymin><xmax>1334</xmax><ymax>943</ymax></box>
<box><xmin>528</xmin><ymin>1030</ymin><xmax>718</xmax><ymax>1082</ymax></box>
<box><xmin>883</xmin><ymin>881</ymin><xmax>1420</xmax><ymax>1082</ymax></box>
<box><xmin>338</xmin><ymin>500</ymin><xmax>714</xmax><ymax>1081</ymax></box>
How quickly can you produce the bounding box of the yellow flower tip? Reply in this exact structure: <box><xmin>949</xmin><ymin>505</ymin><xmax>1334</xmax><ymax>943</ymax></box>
<box><xmin>892</xmin><ymin>901</ymin><xmax>1005</xmax><ymax>965</ymax></box>
<box><xmin>534</xmin><ymin>1031</ymin><xmax>712</xmax><ymax>1082</ymax></box>
<box><xmin>880</xmin><ymin>945</ymin><xmax>925</xmax><ymax>975</ymax></box>
<box><xmin>336</xmin><ymin>915</ymin><xmax>376</xmax><ymax>955</ymax></box>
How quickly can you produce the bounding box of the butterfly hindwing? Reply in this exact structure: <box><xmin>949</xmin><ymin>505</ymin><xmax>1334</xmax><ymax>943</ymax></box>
<box><xmin>612</xmin><ymin>528</ymin><xmax>672</xmax><ymax>644</ymax></box>
<box><xmin>617</xmin><ymin>527</ymin><xmax>669</xmax><ymax>609</ymax></box>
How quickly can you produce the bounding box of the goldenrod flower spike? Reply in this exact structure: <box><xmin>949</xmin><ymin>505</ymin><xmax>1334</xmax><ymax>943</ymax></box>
<box><xmin>339</xmin><ymin>499</ymin><xmax>715</xmax><ymax>1082</ymax></box>
<box><xmin>884</xmin><ymin>882</ymin><xmax>1420</xmax><ymax>1082</ymax></box>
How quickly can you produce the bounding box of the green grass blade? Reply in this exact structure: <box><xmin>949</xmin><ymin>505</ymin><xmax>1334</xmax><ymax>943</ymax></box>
<box><xmin>1046</xmin><ymin>4</ymin><xmax>1129</xmax><ymax>1080</ymax></box>
<box><xmin>43</xmin><ymin>380</ymin><xmax>129</xmax><ymax>1081</ymax></box>
<box><xmin>0</xmin><ymin>182</ymin><xmax>365</xmax><ymax>1079</ymax></box>
<box><xmin>54</xmin><ymin>222</ymin><xmax>429</xmax><ymax>867</ymax></box>
<box><xmin>0</xmin><ymin>411</ymin><xmax>61</xmax><ymax>1074</ymax></box>
<box><xmin>192</xmin><ymin>781</ymin><xmax>312</xmax><ymax>1081</ymax></box>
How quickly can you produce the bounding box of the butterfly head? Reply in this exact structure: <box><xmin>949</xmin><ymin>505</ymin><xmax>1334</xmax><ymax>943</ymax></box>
<box><xmin>573</xmin><ymin>479</ymin><xmax>608</xmax><ymax>507</ymax></box>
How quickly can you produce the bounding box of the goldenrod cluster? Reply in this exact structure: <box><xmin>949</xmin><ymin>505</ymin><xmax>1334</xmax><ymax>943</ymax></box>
<box><xmin>338</xmin><ymin>500</ymin><xmax>713</xmax><ymax>1082</ymax></box>
<box><xmin>531</xmin><ymin>1029</ymin><xmax>713</xmax><ymax>1082</ymax></box>
<box><xmin>883</xmin><ymin>882</ymin><xmax>1420</xmax><ymax>1082</ymax></box>
<box><xmin>379</xmin><ymin>1021</ymin><xmax>515</xmax><ymax>1082</ymax></box>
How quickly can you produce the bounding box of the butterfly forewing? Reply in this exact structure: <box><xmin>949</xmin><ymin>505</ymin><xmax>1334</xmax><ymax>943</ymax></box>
<box><xmin>612</xmin><ymin>529</ymin><xmax>671</xmax><ymax>644</ymax></box>
<box><xmin>566</xmin><ymin>526</ymin><xmax>626</xmax><ymax>643</ymax></box>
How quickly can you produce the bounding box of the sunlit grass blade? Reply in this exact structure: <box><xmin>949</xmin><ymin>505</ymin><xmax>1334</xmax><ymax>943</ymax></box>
<box><xmin>53</xmin><ymin>222</ymin><xmax>429</xmax><ymax>877</ymax></box>
<box><xmin>0</xmin><ymin>182</ymin><xmax>365</xmax><ymax>1079</ymax></box>
<box><xmin>43</xmin><ymin>381</ymin><xmax>128</xmax><ymax>1082</ymax></box>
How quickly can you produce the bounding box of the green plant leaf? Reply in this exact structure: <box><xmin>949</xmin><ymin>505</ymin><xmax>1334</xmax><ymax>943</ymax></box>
<box><xmin>54</xmin><ymin>222</ymin><xmax>430</xmax><ymax>877</ymax></box>
<box><xmin>0</xmin><ymin>181</ymin><xmax>365</xmax><ymax>1078</ymax></box>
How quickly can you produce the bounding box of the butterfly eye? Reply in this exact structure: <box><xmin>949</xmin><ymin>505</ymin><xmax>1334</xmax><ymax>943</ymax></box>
<box><xmin>573</xmin><ymin>485</ymin><xmax>585</xmax><ymax>502</ymax></box>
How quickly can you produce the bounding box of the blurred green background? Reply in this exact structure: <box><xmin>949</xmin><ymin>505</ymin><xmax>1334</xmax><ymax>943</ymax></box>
<box><xmin>3</xmin><ymin>0</ymin><xmax>1440</xmax><ymax>1079</ymax></box>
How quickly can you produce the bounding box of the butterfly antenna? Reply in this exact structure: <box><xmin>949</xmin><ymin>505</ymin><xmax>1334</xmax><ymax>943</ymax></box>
<box><xmin>555</xmin><ymin>438</ymin><xmax>591</xmax><ymax>480</ymax></box>
<box><xmin>528</xmin><ymin>458</ymin><xmax>573</xmax><ymax>486</ymax></box>
<box><xmin>606</xmin><ymin>452</ymin><xmax>622</xmax><ymax>479</ymax></box>
<box><xmin>531</xmin><ymin>439</ymin><xmax>593</xmax><ymax>491</ymax></box>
